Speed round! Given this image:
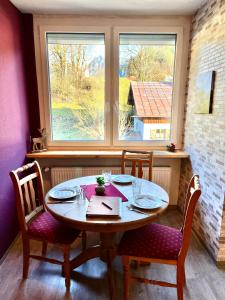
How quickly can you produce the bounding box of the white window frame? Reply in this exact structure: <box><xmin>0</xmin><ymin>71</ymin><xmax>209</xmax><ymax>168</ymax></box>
<box><xmin>34</xmin><ymin>21</ymin><xmax>186</xmax><ymax>150</ymax></box>
<box><xmin>112</xmin><ymin>26</ymin><xmax>184</xmax><ymax>148</ymax></box>
<box><xmin>36</xmin><ymin>25</ymin><xmax>111</xmax><ymax>147</ymax></box>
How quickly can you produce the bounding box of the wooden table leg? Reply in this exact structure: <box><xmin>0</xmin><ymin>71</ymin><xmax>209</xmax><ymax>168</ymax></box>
<box><xmin>100</xmin><ymin>233</ymin><xmax>117</xmax><ymax>300</ymax></box>
<box><xmin>106</xmin><ymin>249</ymin><xmax>116</xmax><ymax>300</ymax></box>
<box><xmin>70</xmin><ymin>232</ymin><xmax>117</xmax><ymax>300</ymax></box>
<box><xmin>99</xmin><ymin>232</ymin><xmax>117</xmax><ymax>261</ymax></box>
<box><xmin>70</xmin><ymin>245</ymin><xmax>101</xmax><ymax>270</ymax></box>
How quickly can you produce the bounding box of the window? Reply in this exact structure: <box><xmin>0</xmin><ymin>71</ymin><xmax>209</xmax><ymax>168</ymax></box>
<box><xmin>35</xmin><ymin>23</ymin><xmax>185</xmax><ymax>149</ymax></box>
<box><xmin>118</xmin><ymin>34</ymin><xmax>176</xmax><ymax>142</ymax></box>
<box><xmin>47</xmin><ymin>33</ymin><xmax>105</xmax><ymax>141</ymax></box>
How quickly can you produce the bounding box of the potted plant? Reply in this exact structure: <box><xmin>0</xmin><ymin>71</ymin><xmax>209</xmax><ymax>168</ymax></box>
<box><xmin>95</xmin><ymin>176</ymin><xmax>105</xmax><ymax>195</ymax></box>
<box><xmin>166</xmin><ymin>143</ymin><xmax>176</xmax><ymax>152</ymax></box>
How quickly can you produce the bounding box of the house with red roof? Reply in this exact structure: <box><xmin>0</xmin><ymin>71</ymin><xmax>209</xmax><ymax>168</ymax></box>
<box><xmin>128</xmin><ymin>81</ymin><xmax>173</xmax><ymax>140</ymax></box>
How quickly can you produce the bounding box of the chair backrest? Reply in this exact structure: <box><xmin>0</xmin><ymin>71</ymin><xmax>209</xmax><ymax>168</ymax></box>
<box><xmin>179</xmin><ymin>175</ymin><xmax>201</xmax><ymax>263</ymax></box>
<box><xmin>10</xmin><ymin>161</ymin><xmax>45</xmax><ymax>234</ymax></box>
<box><xmin>121</xmin><ymin>150</ymin><xmax>153</xmax><ymax>181</ymax></box>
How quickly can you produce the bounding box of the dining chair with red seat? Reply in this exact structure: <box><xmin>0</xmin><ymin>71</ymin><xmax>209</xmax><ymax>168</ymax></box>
<box><xmin>121</xmin><ymin>150</ymin><xmax>153</xmax><ymax>181</ymax></box>
<box><xmin>118</xmin><ymin>174</ymin><xmax>201</xmax><ymax>300</ymax></box>
<box><xmin>10</xmin><ymin>160</ymin><xmax>86</xmax><ymax>290</ymax></box>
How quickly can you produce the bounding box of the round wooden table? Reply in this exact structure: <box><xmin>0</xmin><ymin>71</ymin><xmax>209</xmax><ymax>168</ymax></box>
<box><xmin>45</xmin><ymin>175</ymin><xmax>169</xmax><ymax>299</ymax></box>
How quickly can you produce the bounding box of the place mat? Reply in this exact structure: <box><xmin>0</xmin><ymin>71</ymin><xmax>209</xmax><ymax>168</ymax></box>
<box><xmin>81</xmin><ymin>184</ymin><xmax>128</xmax><ymax>202</ymax></box>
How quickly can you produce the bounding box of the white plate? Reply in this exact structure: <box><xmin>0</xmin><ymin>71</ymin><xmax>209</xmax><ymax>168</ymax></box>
<box><xmin>113</xmin><ymin>175</ymin><xmax>134</xmax><ymax>184</ymax></box>
<box><xmin>132</xmin><ymin>195</ymin><xmax>163</xmax><ymax>210</ymax></box>
<box><xmin>49</xmin><ymin>188</ymin><xmax>77</xmax><ymax>200</ymax></box>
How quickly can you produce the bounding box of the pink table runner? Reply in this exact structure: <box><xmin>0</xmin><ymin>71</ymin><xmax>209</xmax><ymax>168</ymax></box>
<box><xmin>81</xmin><ymin>184</ymin><xmax>128</xmax><ymax>202</ymax></box>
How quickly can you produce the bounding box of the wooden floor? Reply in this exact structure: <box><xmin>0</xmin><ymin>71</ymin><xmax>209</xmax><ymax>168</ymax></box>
<box><xmin>1</xmin><ymin>209</ymin><xmax>225</xmax><ymax>300</ymax></box>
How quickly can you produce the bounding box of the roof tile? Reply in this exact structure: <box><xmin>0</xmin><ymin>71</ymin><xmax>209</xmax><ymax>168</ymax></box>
<box><xmin>130</xmin><ymin>81</ymin><xmax>173</xmax><ymax>118</ymax></box>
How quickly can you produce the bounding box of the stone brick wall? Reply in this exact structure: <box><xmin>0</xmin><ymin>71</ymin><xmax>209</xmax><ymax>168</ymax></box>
<box><xmin>179</xmin><ymin>0</ymin><xmax>225</xmax><ymax>261</ymax></box>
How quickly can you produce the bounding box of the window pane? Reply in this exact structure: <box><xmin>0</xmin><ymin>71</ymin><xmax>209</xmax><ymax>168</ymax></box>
<box><xmin>47</xmin><ymin>33</ymin><xmax>105</xmax><ymax>141</ymax></box>
<box><xmin>119</xmin><ymin>33</ymin><xmax>176</xmax><ymax>141</ymax></box>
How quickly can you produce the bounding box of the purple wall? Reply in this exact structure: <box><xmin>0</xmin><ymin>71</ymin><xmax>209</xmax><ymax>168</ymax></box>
<box><xmin>0</xmin><ymin>0</ymin><xmax>38</xmax><ymax>258</ymax></box>
<box><xmin>22</xmin><ymin>14</ymin><xmax>40</xmax><ymax>137</ymax></box>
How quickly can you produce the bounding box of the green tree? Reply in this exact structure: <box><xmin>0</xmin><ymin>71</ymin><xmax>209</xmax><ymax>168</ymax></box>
<box><xmin>126</xmin><ymin>45</ymin><xmax>174</xmax><ymax>82</ymax></box>
<box><xmin>48</xmin><ymin>44</ymin><xmax>88</xmax><ymax>103</ymax></box>
<box><xmin>48</xmin><ymin>43</ymin><xmax>105</xmax><ymax>140</ymax></box>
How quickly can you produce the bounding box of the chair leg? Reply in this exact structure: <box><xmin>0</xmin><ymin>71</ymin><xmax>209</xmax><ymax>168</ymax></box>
<box><xmin>122</xmin><ymin>256</ymin><xmax>130</xmax><ymax>300</ymax></box>
<box><xmin>183</xmin><ymin>264</ymin><xmax>186</xmax><ymax>286</ymax></box>
<box><xmin>81</xmin><ymin>231</ymin><xmax>86</xmax><ymax>251</ymax></box>
<box><xmin>22</xmin><ymin>239</ymin><xmax>30</xmax><ymax>279</ymax></box>
<box><xmin>42</xmin><ymin>241</ymin><xmax>48</xmax><ymax>256</ymax></box>
<box><xmin>63</xmin><ymin>245</ymin><xmax>71</xmax><ymax>290</ymax></box>
<box><xmin>177</xmin><ymin>264</ymin><xmax>184</xmax><ymax>300</ymax></box>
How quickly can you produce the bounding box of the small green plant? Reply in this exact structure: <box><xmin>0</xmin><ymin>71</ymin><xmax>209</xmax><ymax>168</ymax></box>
<box><xmin>96</xmin><ymin>176</ymin><xmax>105</xmax><ymax>186</ymax></box>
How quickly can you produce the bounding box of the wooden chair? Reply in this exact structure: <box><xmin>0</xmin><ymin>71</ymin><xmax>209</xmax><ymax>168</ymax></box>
<box><xmin>118</xmin><ymin>175</ymin><xmax>201</xmax><ymax>300</ymax></box>
<box><xmin>121</xmin><ymin>150</ymin><xmax>153</xmax><ymax>181</ymax></box>
<box><xmin>10</xmin><ymin>161</ymin><xmax>86</xmax><ymax>290</ymax></box>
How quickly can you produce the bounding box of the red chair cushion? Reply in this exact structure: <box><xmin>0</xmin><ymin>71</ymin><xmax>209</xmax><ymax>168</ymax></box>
<box><xmin>118</xmin><ymin>223</ymin><xmax>183</xmax><ymax>260</ymax></box>
<box><xmin>28</xmin><ymin>211</ymin><xmax>80</xmax><ymax>245</ymax></box>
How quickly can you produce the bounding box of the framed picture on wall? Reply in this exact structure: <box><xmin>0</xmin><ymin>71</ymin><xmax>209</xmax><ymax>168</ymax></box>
<box><xmin>194</xmin><ymin>70</ymin><xmax>215</xmax><ymax>114</ymax></box>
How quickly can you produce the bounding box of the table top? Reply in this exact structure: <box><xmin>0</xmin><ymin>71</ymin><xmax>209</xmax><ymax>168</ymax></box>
<box><xmin>45</xmin><ymin>176</ymin><xmax>169</xmax><ymax>233</ymax></box>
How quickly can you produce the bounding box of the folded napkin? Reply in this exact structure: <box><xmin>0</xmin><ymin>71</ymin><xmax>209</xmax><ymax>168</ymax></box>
<box><xmin>81</xmin><ymin>183</ymin><xmax>128</xmax><ymax>202</ymax></box>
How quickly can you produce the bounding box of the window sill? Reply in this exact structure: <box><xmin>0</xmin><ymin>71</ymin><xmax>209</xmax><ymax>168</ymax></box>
<box><xmin>26</xmin><ymin>150</ymin><xmax>188</xmax><ymax>159</ymax></box>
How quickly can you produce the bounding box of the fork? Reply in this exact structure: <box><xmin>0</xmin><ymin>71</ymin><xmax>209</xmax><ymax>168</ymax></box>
<box><xmin>127</xmin><ymin>205</ymin><xmax>149</xmax><ymax>215</ymax></box>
